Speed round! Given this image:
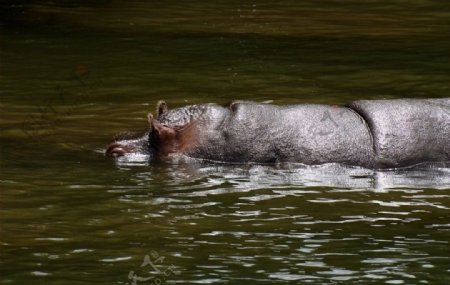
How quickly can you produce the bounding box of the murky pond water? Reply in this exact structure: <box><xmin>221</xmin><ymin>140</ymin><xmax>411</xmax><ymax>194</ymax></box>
<box><xmin>1</xmin><ymin>1</ymin><xmax>449</xmax><ymax>284</ymax></box>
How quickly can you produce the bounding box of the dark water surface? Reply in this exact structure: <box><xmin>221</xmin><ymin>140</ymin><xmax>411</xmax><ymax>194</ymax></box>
<box><xmin>1</xmin><ymin>1</ymin><xmax>450</xmax><ymax>284</ymax></box>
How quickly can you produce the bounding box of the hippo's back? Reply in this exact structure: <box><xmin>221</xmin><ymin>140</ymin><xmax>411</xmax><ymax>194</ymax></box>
<box><xmin>194</xmin><ymin>102</ymin><xmax>376</xmax><ymax>167</ymax></box>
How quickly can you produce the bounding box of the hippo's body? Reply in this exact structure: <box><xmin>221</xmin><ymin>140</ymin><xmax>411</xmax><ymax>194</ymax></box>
<box><xmin>106</xmin><ymin>99</ymin><xmax>450</xmax><ymax>169</ymax></box>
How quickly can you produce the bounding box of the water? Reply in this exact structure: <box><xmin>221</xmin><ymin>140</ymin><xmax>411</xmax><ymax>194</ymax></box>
<box><xmin>1</xmin><ymin>1</ymin><xmax>450</xmax><ymax>284</ymax></box>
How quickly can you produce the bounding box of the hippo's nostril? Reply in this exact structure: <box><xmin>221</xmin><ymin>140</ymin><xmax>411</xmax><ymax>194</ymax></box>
<box><xmin>106</xmin><ymin>144</ymin><xmax>128</xmax><ymax>157</ymax></box>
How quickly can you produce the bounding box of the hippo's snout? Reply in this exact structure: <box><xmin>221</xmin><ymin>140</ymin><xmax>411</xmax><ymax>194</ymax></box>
<box><xmin>105</xmin><ymin>130</ymin><xmax>153</xmax><ymax>159</ymax></box>
<box><xmin>106</xmin><ymin>143</ymin><xmax>130</xmax><ymax>157</ymax></box>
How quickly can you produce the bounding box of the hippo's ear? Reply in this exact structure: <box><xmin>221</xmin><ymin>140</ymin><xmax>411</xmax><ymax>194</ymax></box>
<box><xmin>157</xmin><ymin>100</ymin><xmax>169</xmax><ymax>118</ymax></box>
<box><xmin>147</xmin><ymin>112</ymin><xmax>154</xmax><ymax>124</ymax></box>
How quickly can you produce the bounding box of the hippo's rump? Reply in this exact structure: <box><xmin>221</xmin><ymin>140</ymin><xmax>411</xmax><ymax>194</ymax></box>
<box><xmin>349</xmin><ymin>99</ymin><xmax>450</xmax><ymax>168</ymax></box>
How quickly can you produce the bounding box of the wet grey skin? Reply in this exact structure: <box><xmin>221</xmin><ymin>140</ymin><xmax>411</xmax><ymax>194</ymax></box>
<box><xmin>106</xmin><ymin>99</ymin><xmax>450</xmax><ymax>169</ymax></box>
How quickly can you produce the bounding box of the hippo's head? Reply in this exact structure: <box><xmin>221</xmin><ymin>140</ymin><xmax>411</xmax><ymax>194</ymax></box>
<box><xmin>105</xmin><ymin>101</ymin><xmax>199</xmax><ymax>160</ymax></box>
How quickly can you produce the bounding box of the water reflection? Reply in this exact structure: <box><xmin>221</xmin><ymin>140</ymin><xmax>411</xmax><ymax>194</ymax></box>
<box><xmin>115</xmin><ymin>156</ymin><xmax>450</xmax><ymax>190</ymax></box>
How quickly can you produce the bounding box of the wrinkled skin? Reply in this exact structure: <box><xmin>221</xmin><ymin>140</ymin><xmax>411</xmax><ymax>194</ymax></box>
<box><xmin>106</xmin><ymin>99</ymin><xmax>450</xmax><ymax>169</ymax></box>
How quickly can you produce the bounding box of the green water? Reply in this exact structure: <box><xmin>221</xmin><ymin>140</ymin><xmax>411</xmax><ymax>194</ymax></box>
<box><xmin>1</xmin><ymin>1</ymin><xmax>450</xmax><ymax>284</ymax></box>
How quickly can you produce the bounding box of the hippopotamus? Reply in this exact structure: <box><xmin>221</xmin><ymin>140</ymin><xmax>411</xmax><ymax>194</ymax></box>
<box><xmin>106</xmin><ymin>99</ymin><xmax>450</xmax><ymax>169</ymax></box>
